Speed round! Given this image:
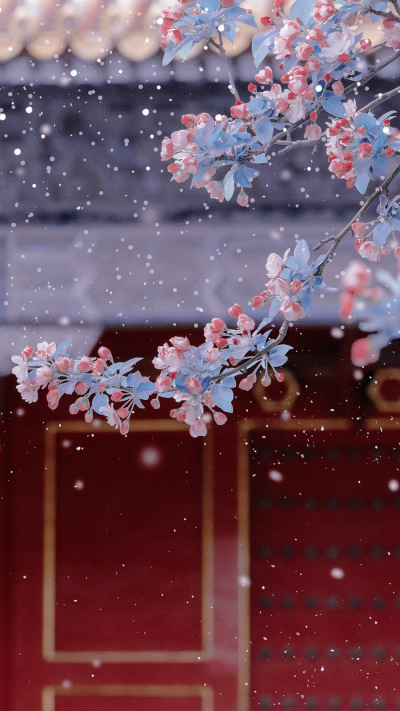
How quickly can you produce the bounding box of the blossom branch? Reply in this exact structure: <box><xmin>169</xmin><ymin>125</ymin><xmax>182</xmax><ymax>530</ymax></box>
<box><xmin>211</xmin><ymin>320</ymin><xmax>289</xmax><ymax>383</ymax></box>
<box><xmin>314</xmin><ymin>160</ymin><xmax>400</xmax><ymax>262</ymax></box>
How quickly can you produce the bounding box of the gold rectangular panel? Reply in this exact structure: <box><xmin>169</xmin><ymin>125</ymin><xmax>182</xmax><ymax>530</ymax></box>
<box><xmin>42</xmin><ymin>684</ymin><xmax>214</xmax><ymax>711</ymax></box>
<box><xmin>43</xmin><ymin>420</ymin><xmax>214</xmax><ymax>663</ymax></box>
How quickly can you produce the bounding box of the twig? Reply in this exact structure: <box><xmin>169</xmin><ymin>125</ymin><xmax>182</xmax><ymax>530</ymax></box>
<box><xmin>359</xmin><ymin>85</ymin><xmax>400</xmax><ymax>113</ymax></box>
<box><xmin>211</xmin><ymin>320</ymin><xmax>289</xmax><ymax>384</ymax></box>
<box><xmin>361</xmin><ymin>8</ymin><xmax>399</xmax><ymax>20</ymax></box>
<box><xmin>277</xmin><ymin>137</ymin><xmax>322</xmax><ymax>155</ymax></box>
<box><xmin>344</xmin><ymin>48</ymin><xmax>400</xmax><ymax>94</ymax></box>
<box><xmin>209</xmin><ymin>34</ymin><xmax>241</xmax><ymax>102</ymax></box>
<box><xmin>313</xmin><ymin>161</ymin><xmax>400</xmax><ymax>266</ymax></box>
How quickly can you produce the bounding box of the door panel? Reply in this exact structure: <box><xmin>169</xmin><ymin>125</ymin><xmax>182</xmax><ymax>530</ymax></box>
<box><xmin>248</xmin><ymin>427</ymin><xmax>400</xmax><ymax>711</ymax></box>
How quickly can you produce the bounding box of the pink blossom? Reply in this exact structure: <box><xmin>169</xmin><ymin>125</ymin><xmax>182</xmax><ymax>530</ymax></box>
<box><xmin>196</xmin><ymin>113</ymin><xmax>211</xmax><ymax>126</ymax></box>
<box><xmin>111</xmin><ymin>390</ymin><xmax>123</xmax><ymax>402</ymax></box>
<box><xmin>153</xmin><ymin>343</ymin><xmax>183</xmax><ymax>371</ymax></box>
<box><xmin>320</xmin><ymin>25</ymin><xmax>356</xmax><ymax>62</ymax></box>
<box><xmin>156</xmin><ymin>375</ymin><xmax>172</xmax><ymax>392</ymax></box>
<box><xmin>352</xmin><ymin>221</ymin><xmax>366</xmax><ymax>237</ymax></box>
<box><xmin>290</xmin><ymin>279</ymin><xmax>302</xmax><ymax>295</ymax></box>
<box><xmin>313</xmin><ymin>1</ymin><xmax>336</xmax><ymax>23</ymax></box>
<box><xmin>332</xmin><ymin>81</ymin><xmax>344</xmax><ymax>96</ymax></box>
<box><xmin>37</xmin><ymin>341</ymin><xmax>56</xmax><ymax>359</ymax></box>
<box><xmin>120</xmin><ymin>420</ymin><xmax>130</xmax><ymax>436</ymax></box>
<box><xmin>98</xmin><ymin>346</ymin><xmax>112</xmax><ymax>360</ymax></box>
<box><xmin>17</xmin><ymin>381</ymin><xmax>38</xmax><ymax>403</ymax></box>
<box><xmin>341</xmin><ymin>260</ymin><xmax>370</xmax><ymax>292</ymax></box>
<box><xmin>304</xmin><ymin>123</ymin><xmax>322</xmax><ymax>140</ymax></box>
<box><xmin>305</xmin><ymin>57</ymin><xmax>320</xmax><ymax>72</ymax></box>
<box><xmin>306</xmin><ymin>27</ymin><xmax>324</xmax><ymax>41</ymax></box>
<box><xmin>204</xmin><ymin>317</ymin><xmax>226</xmax><ymax>342</ymax></box>
<box><xmin>181</xmin><ymin>114</ymin><xmax>197</xmax><ymax>128</ymax></box>
<box><xmin>239</xmin><ymin>373</ymin><xmax>257</xmax><ymax>391</ymax></box>
<box><xmin>253</xmin><ymin>294</ymin><xmax>267</xmax><ymax>308</ymax></box>
<box><xmin>237</xmin><ymin>313</ymin><xmax>255</xmax><ymax>332</ymax></box>
<box><xmin>117</xmin><ymin>407</ymin><xmax>129</xmax><ymax>419</ymax></box>
<box><xmin>358</xmin><ymin>142</ymin><xmax>373</xmax><ymax>158</ymax></box>
<box><xmin>254</xmin><ymin>67</ymin><xmax>273</xmax><ymax>84</ymax></box>
<box><xmin>11</xmin><ymin>354</ymin><xmax>28</xmax><ymax>384</ymax></box>
<box><xmin>261</xmin><ymin>376</ymin><xmax>271</xmax><ymax>387</ymax></box>
<box><xmin>214</xmin><ymin>412</ymin><xmax>227</xmax><ymax>425</ymax></box>
<box><xmin>54</xmin><ymin>356</ymin><xmax>70</xmax><ymax>372</ymax></box>
<box><xmin>161</xmin><ymin>137</ymin><xmax>174</xmax><ymax>161</ymax></box>
<box><xmin>339</xmin><ymin>291</ymin><xmax>356</xmax><ymax>319</ymax></box>
<box><xmin>237</xmin><ymin>190</ymin><xmax>248</xmax><ymax>207</ymax></box>
<box><xmin>187</xmin><ymin>377</ymin><xmax>202</xmax><ymax>394</ymax></box>
<box><xmin>150</xmin><ymin>398</ymin><xmax>161</xmax><ymax>409</ymax></box>
<box><xmin>205</xmin><ymin>348</ymin><xmax>221</xmax><ymax>363</ymax></box>
<box><xmin>36</xmin><ymin>365</ymin><xmax>51</xmax><ymax>387</ymax></box>
<box><xmin>166</xmin><ymin>28</ymin><xmax>183</xmax><ymax>45</ymax></box>
<box><xmin>189</xmin><ymin>419</ymin><xmax>207</xmax><ymax>438</ymax></box>
<box><xmin>230</xmin><ymin>102</ymin><xmax>249</xmax><ymax>119</ymax></box>
<box><xmin>282</xmin><ymin>300</ymin><xmax>306</xmax><ymax>321</ymax></box>
<box><xmin>170</xmin><ymin>336</ymin><xmax>190</xmax><ymax>351</ymax></box>
<box><xmin>383</xmin><ymin>18</ymin><xmax>400</xmax><ymax>50</ymax></box>
<box><xmin>92</xmin><ymin>358</ymin><xmax>106</xmax><ymax>376</ymax></box>
<box><xmin>171</xmin><ymin>129</ymin><xmax>191</xmax><ymax>151</ymax></box>
<box><xmin>351</xmin><ymin>337</ymin><xmax>380</xmax><ymax>366</ymax></box>
<box><xmin>99</xmin><ymin>403</ymin><xmax>120</xmax><ymax>429</ymax></box>
<box><xmin>74</xmin><ymin>381</ymin><xmax>88</xmax><ymax>395</ymax></box>
<box><xmin>228</xmin><ymin>303</ymin><xmax>243</xmax><ymax>318</ymax></box>
<box><xmin>182</xmin><ymin>156</ymin><xmax>198</xmax><ymax>174</ymax></box>
<box><xmin>77</xmin><ymin>356</ymin><xmax>92</xmax><ymax>372</ymax></box>
<box><xmin>295</xmin><ymin>41</ymin><xmax>313</xmax><ymax>61</ymax></box>
<box><xmin>85</xmin><ymin>410</ymin><xmax>93</xmax><ymax>423</ymax></box>
<box><xmin>357</xmin><ymin>241</ymin><xmax>379</xmax><ymax>262</ymax></box>
<box><xmin>46</xmin><ymin>388</ymin><xmax>61</xmax><ymax>410</ymax></box>
<box><xmin>22</xmin><ymin>346</ymin><xmax>35</xmax><ymax>358</ymax></box>
<box><xmin>266</xmin><ymin>249</ymin><xmax>289</xmax><ymax>279</ymax></box>
<box><xmin>269</xmin><ymin>277</ymin><xmax>290</xmax><ymax>297</ymax></box>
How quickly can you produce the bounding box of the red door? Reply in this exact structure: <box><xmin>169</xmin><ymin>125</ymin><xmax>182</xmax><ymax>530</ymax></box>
<box><xmin>0</xmin><ymin>329</ymin><xmax>243</xmax><ymax>711</ymax></box>
<box><xmin>2</xmin><ymin>326</ymin><xmax>400</xmax><ymax>711</ymax></box>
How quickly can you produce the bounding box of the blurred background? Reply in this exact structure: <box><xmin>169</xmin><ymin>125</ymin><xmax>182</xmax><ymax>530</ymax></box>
<box><xmin>1</xmin><ymin>1</ymin><xmax>400</xmax><ymax>710</ymax></box>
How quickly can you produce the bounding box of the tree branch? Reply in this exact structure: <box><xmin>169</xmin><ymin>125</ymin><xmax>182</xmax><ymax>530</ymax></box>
<box><xmin>359</xmin><ymin>85</ymin><xmax>400</xmax><ymax>113</ymax></box>
<box><xmin>209</xmin><ymin>34</ymin><xmax>241</xmax><ymax>102</ymax></box>
<box><xmin>277</xmin><ymin>137</ymin><xmax>323</xmax><ymax>155</ymax></box>
<box><xmin>344</xmin><ymin>48</ymin><xmax>400</xmax><ymax>94</ymax></box>
<box><xmin>313</xmin><ymin>160</ymin><xmax>400</xmax><ymax>266</ymax></box>
<box><xmin>211</xmin><ymin>320</ymin><xmax>289</xmax><ymax>383</ymax></box>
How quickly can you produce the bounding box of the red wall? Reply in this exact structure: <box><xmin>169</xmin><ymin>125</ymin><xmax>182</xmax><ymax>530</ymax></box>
<box><xmin>1</xmin><ymin>326</ymin><xmax>400</xmax><ymax>711</ymax></box>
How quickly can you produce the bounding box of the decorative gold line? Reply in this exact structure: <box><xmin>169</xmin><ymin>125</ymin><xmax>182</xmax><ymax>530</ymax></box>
<box><xmin>239</xmin><ymin>418</ymin><xmax>352</xmax><ymax>432</ymax></box>
<box><xmin>43</xmin><ymin>426</ymin><xmax>57</xmax><ymax>662</ymax></box>
<box><xmin>253</xmin><ymin>368</ymin><xmax>300</xmax><ymax>413</ymax></box>
<box><xmin>42</xmin><ymin>685</ymin><xmax>214</xmax><ymax>711</ymax></box>
<box><xmin>43</xmin><ymin>420</ymin><xmax>213</xmax><ymax>663</ymax></box>
<box><xmin>364</xmin><ymin>418</ymin><xmax>400</xmax><ymax>429</ymax></box>
<box><xmin>202</xmin><ymin>427</ymin><xmax>214</xmax><ymax>656</ymax></box>
<box><xmin>237</xmin><ymin>421</ymin><xmax>251</xmax><ymax>711</ymax></box>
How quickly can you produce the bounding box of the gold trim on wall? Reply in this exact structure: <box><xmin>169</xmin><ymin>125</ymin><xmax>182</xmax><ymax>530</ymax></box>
<box><xmin>237</xmin><ymin>417</ymin><xmax>353</xmax><ymax>711</ymax></box>
<box><xmin>43</xmin><ymin>420</ymin><xmax>214</xmax><ymax>663</ymax></box>
<box><xmin>364</xmin><ymin>417</ymin><xmax>400</xmax><ymax>429</ymax></box>
<box><xmin>367</xmin><ymin>368</ymin><xmax>400</xmax><ymax>413</ymax></box>
<box><xmin>42</xmin><ymin>684</ymin><xmax>214</xmax><ymax>711</ymax></box>
<box><xmin>253</xmin><ymin>368</ymin><xmax>300</xmax><ymax>413</ymax></box>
